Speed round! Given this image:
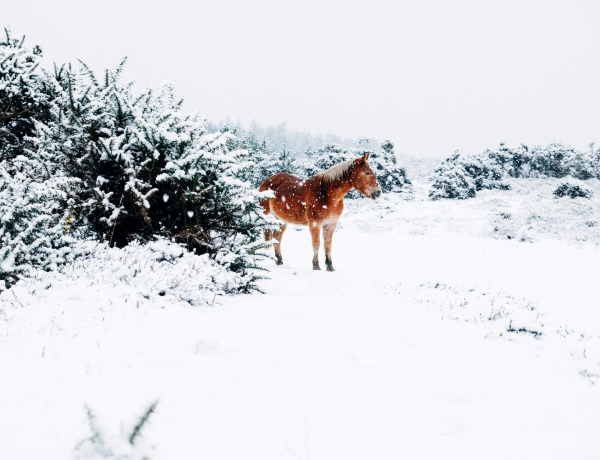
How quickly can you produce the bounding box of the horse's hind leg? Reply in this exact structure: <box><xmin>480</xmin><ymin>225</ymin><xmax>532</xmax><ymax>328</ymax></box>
<box><xmin>309</xmin><ymin>223</ymin><xmax>321</xmax><ymax>270</ymax></box>
<box><xmin>272</xmin><ymin>224</ymin><xmax>287</xmax><ymax>265</ymax></box>
<box><xmin>323</xmin><ymin>221</ymin><xmax>337</xmax><ymax>272</ymax></box>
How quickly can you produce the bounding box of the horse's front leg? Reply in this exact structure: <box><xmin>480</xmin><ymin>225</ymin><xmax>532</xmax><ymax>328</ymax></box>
<box><xmin>323</xmin><ymin>221</ymin><xmax>337</xmax><ymax>272</ymax></box>
<box><xmin>309</xmin><ymin>222</ymin><xmax>321</xmax><ymax>270</ymax></box>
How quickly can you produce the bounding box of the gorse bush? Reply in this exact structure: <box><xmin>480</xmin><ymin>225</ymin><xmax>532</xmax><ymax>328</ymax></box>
<box><xmin>1</xmin><ymin>30</ymin><xmax>275</xmax><ymax>289</ymax></box>
<box><xmin>430</xmin><ymin>143</ymin><xmax>600</xmax><ymax>200</ymax></box>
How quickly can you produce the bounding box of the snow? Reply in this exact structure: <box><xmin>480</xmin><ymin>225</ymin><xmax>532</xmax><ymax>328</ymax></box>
<box><xmin>1</xmin><ymin>178</ymin><xmax>600</xmax><ymax>459</ymax></box>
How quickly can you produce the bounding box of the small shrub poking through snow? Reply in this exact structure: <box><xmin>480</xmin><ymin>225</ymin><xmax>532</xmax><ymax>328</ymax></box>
<box><xmin>553</xmin><ymin>182</ymin><xmax>593</xmax><ymax>199</ymax></box>
<box><xmin>75</xmin><ymin>402</ymin><xmax>158</xmax><ymax>460</ymax></box>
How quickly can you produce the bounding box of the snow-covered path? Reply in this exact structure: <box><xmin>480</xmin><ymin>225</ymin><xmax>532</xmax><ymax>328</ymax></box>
<box><xmin>1</xmin><ymin>225</ymin><xmax>600</xmax><ymax>459</ymax></box>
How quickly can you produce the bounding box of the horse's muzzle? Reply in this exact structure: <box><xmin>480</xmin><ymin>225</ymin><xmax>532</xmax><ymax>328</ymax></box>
<box><xmin>372</xmin><ymin>189</ymin><xmax>381</xmax><ymax>199</ymax></box>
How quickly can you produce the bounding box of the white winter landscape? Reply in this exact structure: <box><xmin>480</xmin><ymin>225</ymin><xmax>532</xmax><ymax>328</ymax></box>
<box><xmin>4</xmin><ymin>1</ymin><xmax>600</xmax><ymax>459</ymax></box>
<box><xmin>2</xmin><ymin>175</ymin><xmax>599</xmax><ymax>459</ymax></box>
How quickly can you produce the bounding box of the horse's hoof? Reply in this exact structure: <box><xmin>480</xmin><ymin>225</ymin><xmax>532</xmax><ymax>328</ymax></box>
<box><xmin>326</xmin><ymin>265</ymin><xmax>335</xmax><ymax>272</ymax></box>
<box><xmin>276</xmin><ymin>260</ymin><xmax>283</xmax><ymax>265</ymax></box>
<box><xmin>313</xmin><ymin>264</ymin><xmax>321</xmax><ymax>270</ymax></box>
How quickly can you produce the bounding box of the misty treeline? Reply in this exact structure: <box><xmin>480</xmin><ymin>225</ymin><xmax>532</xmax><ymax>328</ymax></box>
<box><xmin>0</xmin><ymin>30</ymin><xmax>411</xmax><ymax>284</ymax></box>
<box><xmin>219</xmin><ymin>130</ymin><xmax>412</xmax><ymax>195</ymax></box>
<box><xmin>209</xmin><ymin>118</ymin><xmax>359</xmax><ymax>154</ymax></box>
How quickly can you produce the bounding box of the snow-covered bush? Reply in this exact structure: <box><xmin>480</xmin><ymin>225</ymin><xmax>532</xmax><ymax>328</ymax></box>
<box><xmin>553</xmin><ymin>182</ymin><xmax>592</xmax><ymax>199</ymax></box>
<box><xmin>430</xmin><ymin>142</ymin><xmax>600</xmax><ymax>200</ymax></box>
<box><xmin>429</xmin><ymin>153</ymin><xmax>477</xmax><ymax>200</ymax></box>
<box><xmin>31</xmin><ymin>62</ymin><xmax>274</xmax><ymax>285</ymax></box>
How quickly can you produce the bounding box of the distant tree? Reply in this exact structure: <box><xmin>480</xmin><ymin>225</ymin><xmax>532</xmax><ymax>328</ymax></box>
<box><xmin>381</xmin><ymin>140</ymin><xmax>396</xmax><ymax>164</ymax></box>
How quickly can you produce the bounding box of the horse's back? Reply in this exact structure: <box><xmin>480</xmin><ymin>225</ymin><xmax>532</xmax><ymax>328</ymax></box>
<box><xmin>259</xmin><ymin>173</ymin><xmax>303</xmax><ymax>193</ymax></box>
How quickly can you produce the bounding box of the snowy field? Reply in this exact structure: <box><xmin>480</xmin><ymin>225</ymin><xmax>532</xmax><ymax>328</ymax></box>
<box><xmin>2</xmin><ymin>178</ymin><xmax>600</xmax><ymax>459</ymax></box>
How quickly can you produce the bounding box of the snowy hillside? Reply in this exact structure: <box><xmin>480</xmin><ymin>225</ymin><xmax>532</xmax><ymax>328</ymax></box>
<box><xmin>1</xmin><ymin>176</ymin><xmax>599</xmax><ymax>459</ymax></box>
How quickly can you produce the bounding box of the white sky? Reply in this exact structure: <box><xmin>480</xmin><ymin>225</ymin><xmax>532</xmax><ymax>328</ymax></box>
<box><xmin>5</xmin><ymin>0</ymin><xmax>600</xmax><ymax>157</ymax></box>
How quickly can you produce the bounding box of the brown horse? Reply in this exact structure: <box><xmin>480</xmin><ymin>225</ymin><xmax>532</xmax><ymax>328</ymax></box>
<box><xmin>259</xmin><ymin>154</ymin><xmax>382</xmax><ymax>271</ymax></box>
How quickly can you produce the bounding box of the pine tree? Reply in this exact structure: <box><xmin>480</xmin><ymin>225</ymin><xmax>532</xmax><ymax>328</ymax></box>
<box><xmin>0</xmin><ymin>29</ymin><xmax>52</xmax><ymax>161</ymax></box>
<box><xmin>370</xmin><ymin>140</ymin><xmax>411</xmax><ymax>194</ymax></box>
<box><xmin>0</xmin><ymin>30</ymin><xmax>77</xmax><ymax>280</ymax></box>
<box><xmin>381</xmin><ymin>140</ymin><xmax>396</xmax><ymax>164</ymax></box>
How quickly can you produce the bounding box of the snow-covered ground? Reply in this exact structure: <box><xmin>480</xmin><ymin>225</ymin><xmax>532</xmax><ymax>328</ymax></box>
<box><xmin>1</xmin><ymin>178</ymin><xmax>600</xmax><ymax>459</ymax></box>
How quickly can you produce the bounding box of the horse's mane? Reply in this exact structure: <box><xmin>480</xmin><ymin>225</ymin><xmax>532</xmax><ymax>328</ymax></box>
<box><xmin>317</xmin><ymin>159</ymin><xmax>355</xmax><ymax>186</ymax></box>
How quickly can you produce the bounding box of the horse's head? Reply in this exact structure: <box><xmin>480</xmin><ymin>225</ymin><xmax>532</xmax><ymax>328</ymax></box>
<box><xmin>350</xmin><ymin>154</ymin><xmax>382</xmax><ymax>199</ymax></box>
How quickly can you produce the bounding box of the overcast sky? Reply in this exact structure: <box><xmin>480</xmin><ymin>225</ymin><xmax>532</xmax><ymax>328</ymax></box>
<box><xmin>5</xmin><ymin>0</ymin><xmax>600</xmax><ymax>157</ymax></box>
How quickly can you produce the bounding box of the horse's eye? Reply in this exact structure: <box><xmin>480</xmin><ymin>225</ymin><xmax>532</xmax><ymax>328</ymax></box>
<box><xmin>365</xmin><ymin>172</ymin><xmax>370</xmax><ymax>176</ymax></box>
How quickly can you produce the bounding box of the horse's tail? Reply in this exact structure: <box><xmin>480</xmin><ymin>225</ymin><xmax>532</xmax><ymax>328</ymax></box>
<box><xmin>259</xmin><ymin>177</ymin><xmax>277</xmax><ymax>216</ymax></box>
<box><xmin>259</xmin><ymin>198</ymin><xmax>271</xmax><ymax>215</ymax></box>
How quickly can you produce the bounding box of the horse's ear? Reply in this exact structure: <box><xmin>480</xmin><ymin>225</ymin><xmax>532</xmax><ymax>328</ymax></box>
<box><xmin>355</xmin><ymin>154</ymin><xmax>369</xmax><ymax>165</ymax></box>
